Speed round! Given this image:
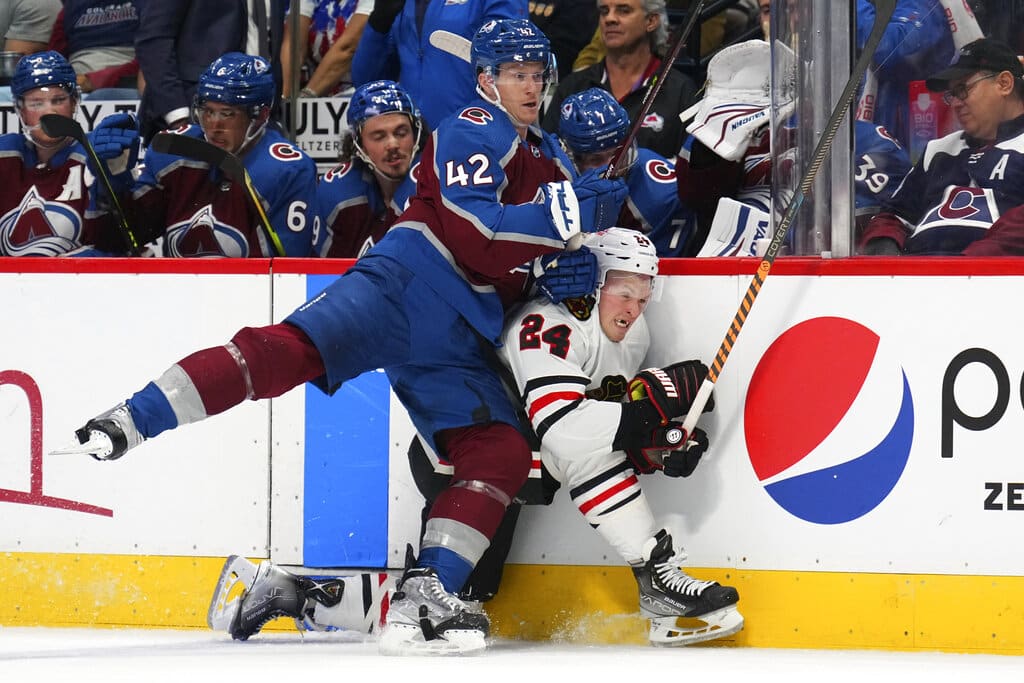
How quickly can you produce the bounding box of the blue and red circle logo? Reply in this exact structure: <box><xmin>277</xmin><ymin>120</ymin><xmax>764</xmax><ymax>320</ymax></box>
<box><xmin>744</xmin><ymin>317</ymin><xmax>914</xmax><ymax>524</ymax></box>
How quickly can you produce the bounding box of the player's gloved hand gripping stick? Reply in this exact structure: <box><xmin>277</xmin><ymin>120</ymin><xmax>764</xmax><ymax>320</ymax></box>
<box><xmin>40</xmin><ymin>113</ymin><xmax>141</xmax><ymax>253</ymax></box>
<box><xmin>671</xmin><ymin>0</ymin><xmax>899</xmax><ymax>462</ymax></box>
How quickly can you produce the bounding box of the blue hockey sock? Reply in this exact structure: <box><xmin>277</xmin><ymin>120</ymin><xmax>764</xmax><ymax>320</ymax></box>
<box><xmin>417</xmin><ymin>546</ymin><xmax>474</xmax><ymax>593</ymax></box>
<box><xmin>126</xmin><ymin>382</ymin><xmax>179</xmax><ymax>438</ymax></box>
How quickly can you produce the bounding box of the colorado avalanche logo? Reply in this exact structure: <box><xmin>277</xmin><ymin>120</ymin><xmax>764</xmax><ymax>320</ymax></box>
<box><xmin>270</xmin><ymin>142</ymin><xmax>303</xmax><ymax>161</ymax></box>
<box><xmin>164</xmin><ymin>205</ymin><xmax>250</xmax><ymax>257</ymax></box>
<box><xmin>458</xmin><ymin>107</ymin><xmax>493</xmax><ymax>125</ymax></box>
<box><xmin>324</xmin><ymin>161</ymin><xmax>353</xmax><ymax>182</ymax></box>
<box><xmin>645</xmin><ymin>158</ymin><xmax>675</xmax><ymax>183</ymax></box>
<box><xmin>0</xmin><ymin>187</ymin><xmax>83</xmax><ymax>256</ymax></box>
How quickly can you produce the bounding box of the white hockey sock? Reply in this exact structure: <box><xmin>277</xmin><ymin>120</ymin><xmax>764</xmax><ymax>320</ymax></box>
<box><xmin>584</xmin><ymin>495</ymin><xmax>658</xmax><ymax>565</ymax></box>
<box><xmin>312</xmin><ymin>573</ymin><xmax>394</xmax><ymax>632</ymax></box>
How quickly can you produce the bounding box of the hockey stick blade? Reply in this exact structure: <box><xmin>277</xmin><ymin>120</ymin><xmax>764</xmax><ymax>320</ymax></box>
<box><xmin>207</xmin><ymin>555</ymin><xmax>260</xmax><ymax>631</ymax></box>
<box><xmin>150</xmin><ymin>133</ymin><xmax>286</xmax><ymax>256</ymax></box>
<box><xmin>429</xmin><ymin>30</ymin><xmax>471</xmax><ymax>64</ymax></box>
<box><xmin>40</xmin><ymin>113</ymin><xmax>140</xmax><ymax>252</ymax></box>
<box><xmin>674</xmin><ymin>0</ymin><xmax>899</xmax><ymax>447</ymax></box>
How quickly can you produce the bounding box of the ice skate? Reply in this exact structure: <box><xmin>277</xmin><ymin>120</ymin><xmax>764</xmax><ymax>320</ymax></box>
<box><xmin>208</xmin><ymin>556</ymin><xmax>344</xmax><ymax>640</ymax></box>
<box><xmin>633</xmin><ymin>530</ymin><xmax>744</xmax><ymax>646</ymax></box>
<box><xmin>49</xmin><ymin>403</ymin><xmax>144</xmax><ymax>460</ymax></box>
<box><xmin>378</xmin><ymin>566</ymin><xmax>489</xmax><ymax>656</ymax></box>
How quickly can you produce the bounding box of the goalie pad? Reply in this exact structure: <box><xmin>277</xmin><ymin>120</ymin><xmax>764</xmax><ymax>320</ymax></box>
<box><xmin>697</xmin><ymin>196</ymin><xmax>771</xmax><ymax>257</ymax></box>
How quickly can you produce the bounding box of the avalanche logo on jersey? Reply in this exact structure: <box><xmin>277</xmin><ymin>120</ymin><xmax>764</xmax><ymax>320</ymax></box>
<box><xmin>645</xmin><ymin>158</ymin><xmax>675</xmax><ymax>183</ymax></box>
<box><xmin>744</xmin><ymin>317</ymin><xmax>914</xmax><ymax>524</ymax></box>
<box><xmin>0</xmin><ymin>187</ymin><xmax>82</xmax><ymax>256</ymax></box>
<box><xmin>164</xmin><ymin>205</ymin><xmax>250</xmax><ymax>257</ymax></box>
<box><xmin>458</xmin><ymin>107</ymin><xmax>494</xmax><ymax>126</ymax></box>
<box><xmin>916</xmin><ymin>185</ymin><xmax>999</xmax><ymax>232</ymax></box>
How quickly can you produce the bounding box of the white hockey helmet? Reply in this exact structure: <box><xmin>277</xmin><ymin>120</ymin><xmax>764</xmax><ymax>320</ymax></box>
<box><xmin>583</xmin><ymin>227</ymin><xmax>661</xmax><ymax>300</ymax></box>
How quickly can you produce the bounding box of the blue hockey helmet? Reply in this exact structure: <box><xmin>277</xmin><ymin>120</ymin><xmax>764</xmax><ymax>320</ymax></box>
<box><xmin>11</xmin><ymin>50</ymin><xmax>80</xmax><ymax>100</ymax></box>
<box><xmin>195</xmin><ymin>52</ymin><xmax>275</xmax><ymax>111</ymax></box>
<box><xmin>558</xmin><ymin>88</ymin><xmax>630</xmax><ymax>154</ymax></box>
<box><xmin>347</xmin><ymin>80</ymin><xmax>422</xmax><ymax>133</ymax></box>
<box><xmin>472</xmin><ymin>19</ymin><xmax>552</xmax><ymax>73</ymax></box>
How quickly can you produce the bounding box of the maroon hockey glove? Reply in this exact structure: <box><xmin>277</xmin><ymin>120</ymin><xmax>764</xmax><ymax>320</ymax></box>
<box><xmin>628</xmin><ymin>360</ymin><xmax>711</xmax><ymax>425</ymax></box>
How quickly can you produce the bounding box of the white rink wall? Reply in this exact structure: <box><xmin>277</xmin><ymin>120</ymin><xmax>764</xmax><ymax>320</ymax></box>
<box><xmin>2</xmin><ymin>257</ymin><xmax>1024</xmax><ymax>653</ymax></box>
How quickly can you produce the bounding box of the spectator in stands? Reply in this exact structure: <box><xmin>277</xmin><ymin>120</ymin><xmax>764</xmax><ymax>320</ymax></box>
<box><xmin>543</xmin><ymin>0</ymin><xmax>698</xmax><ymax>158</ymax></box>
<box><xmin>0</xmin><ymin>51</ymin><xmax>111</xmax><ymax>256</ymax></box>
<box><xmin>1</xmin><ymin>0</ymin><xmax>61</xmax><ymax>56</ymax></box>
<box><xmin>859</xmin><ymin>38</ymin><xmax>1024</xmax><ymax>256</ymax></box>
<box><xmin>88</xmin><ymin>52</ymin><xmax>319</xmax><ymax>257</ymax></box>
<box><xmin>351</xmin><ymin>0</ymin><xmax>527</xmax><ymax>129</ymax></box>
<box><xmin>280</xmin><ymin>0</ymin><xmax>371</xmax><ymax>98</ymax></box>
<box><xmin>48</xmin><ymin>1</ymin><xmax>141</xmax><ymax>99</ymax></box>
<box><xmin>134</xmin><ymin>1</ymin><xmax>287</xmax><ymax>142</ymax></box>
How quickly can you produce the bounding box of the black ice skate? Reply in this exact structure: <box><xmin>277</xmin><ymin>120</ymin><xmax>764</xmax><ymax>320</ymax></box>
<box><xmin>378</xmin><ymin>566</ymin><xmax>489</xmax><ymax>656</ymax></box>
<box><xmin>211</xmin><ymin>557</ymin><xmax>344</xmax><ymax>641</ymax></box>
<box><xmin>50</xmin><ymin>402</ymin><xmax>144</xmax><ymax>460</ymax></box>
<box><xmin>632</xmin><ymin>529</ymin><xmax>744</xmax><ymax>646</ymax></box>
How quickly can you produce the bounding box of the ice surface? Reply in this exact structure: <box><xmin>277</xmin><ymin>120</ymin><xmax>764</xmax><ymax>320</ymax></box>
<box><xmin>0</xmin><ymin>627</ymin><xmax>1022</xmax><ymax>681</ymax></box>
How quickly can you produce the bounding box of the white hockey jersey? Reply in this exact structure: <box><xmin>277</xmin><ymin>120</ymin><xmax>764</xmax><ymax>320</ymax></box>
<box><xmin>500</xmin><ymin>297</ymin><xmax>649</xmax><ymax>467</ymax></box>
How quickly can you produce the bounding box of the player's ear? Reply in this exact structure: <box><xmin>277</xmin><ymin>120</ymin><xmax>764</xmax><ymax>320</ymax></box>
<box><xmin>477</xmin><ymin>69</ymin><xmax>496</xmax><ymax>96</ymax></box>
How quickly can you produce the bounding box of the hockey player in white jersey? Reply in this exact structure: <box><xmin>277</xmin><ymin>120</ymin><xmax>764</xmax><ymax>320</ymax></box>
<box><xmin>500</xmin><ymin>227</ymin><xmax>743</xmax><ymax>645</ymax></box>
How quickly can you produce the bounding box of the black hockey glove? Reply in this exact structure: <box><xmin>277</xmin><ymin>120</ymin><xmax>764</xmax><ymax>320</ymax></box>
<box><xmin>533</xmin><ymin>246</ymin><xmax>598</xmax><ymax>303</ymax></box>
<box><xmin>662</xmin><ymin>427</ymin><xmax>708</xmax><ymax>478</ymax></box>
<box><xmin>628</xmin><ymin>360</ymin><xmax>712</xmax><ymax>425</ymax></box>
<box><xmin>625</xmin><ymin>424</ymin><xmax>707</xmax><ymax>476</ymax></box>
<box><xmin>368</xmin><ymin>0</ymin><xmax>404</xmax><ymax>33</ymax></box>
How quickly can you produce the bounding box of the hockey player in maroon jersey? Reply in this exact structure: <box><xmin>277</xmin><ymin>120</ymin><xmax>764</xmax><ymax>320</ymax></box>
<box><xmin>88</xmin><ymin>52</ymin><xmax>319</xmax><ymax>257</ymax></box>
<box><xmin>0</xmin><ymin>51</ymin><xmax>112</xmax><ymax>256</ymax></box>
<box><xmin>316</xmin><ymin>79</ymin><xmax>423</xmax><ymax>258</ymax></box>
<box><xmin>54</xmin><ymin>19</ymin><xmax>626</xmax><ymax>655</ymax></box>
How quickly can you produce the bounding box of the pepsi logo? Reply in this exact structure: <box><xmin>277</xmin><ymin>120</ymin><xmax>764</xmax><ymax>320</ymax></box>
<box><xmin>744</xmin><ymin>317</ymin><xmax>914</xmax><ymax>524</ymax></box>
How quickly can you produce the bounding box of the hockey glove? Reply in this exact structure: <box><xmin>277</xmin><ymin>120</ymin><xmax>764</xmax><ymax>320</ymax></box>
<box><xmin>88</xmin><ymin>112</ymin><xmax>140</xmax><ymax>196</ymax></box>
<box><xmin>628</xmin><ymin>360</ymin><xmax>711</xmax><ymax>426</ymax></box>
<box><xmin>533</xmin><ymin>246</ymin><xmax>598</xmax><ymax>303</ymax></box>
<box><xmin>368</xmin><ymin>0</ymin><xmax>404</xmax><ymax>33</ymax></box>
<box><xmin>540</xmin><ymin>168</ymin><xmax>628</xmax><ymax>242</ymax></box>
<box><xmin>662</xmin><ymin>427</ymin><xmax>709</xmax><ymax>478</ymax></box>
<box><xmin>625</xmin><ymin>424</ymin><xmax>707</xmax><ymax>475</ymax></box>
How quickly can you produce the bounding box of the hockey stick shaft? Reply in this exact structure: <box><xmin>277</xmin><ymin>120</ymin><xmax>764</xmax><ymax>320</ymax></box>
<box><xmin>40</xmin><ymin>114</ymin><xmax>140</xmax><ymax>252</ymax></box>
<box><xmin>604</xmin><ymin>0</ymin><xmax>707</xmax><ymax>179</ymax></box>
<box><xmin>150</xmin><ymin>133</ymin><xmax>286</xmax><ymax>256</ymax></box>
<box><xmin>678</xmin><ymin>0</ymin><xmax>898</xmax><ymax>439</ymax></box>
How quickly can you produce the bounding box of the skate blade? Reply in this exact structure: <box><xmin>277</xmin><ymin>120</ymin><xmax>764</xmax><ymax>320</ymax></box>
<box><xmin>648</xmin><ymin>606</ymin><xmax>744</xmax><ymax>647</ymax></box>
<box><xmin>48</xmin><ymin>431</ymin><xmax>110</xmax><ymax>458</ymax></box>
<box><xmin>378</xmin><ymin>622</ymin><xmax>487</xmax><ymax>656</ymax></box>
<box><xmin>207</xmin><ymin>555</ymin><xmax>260</xmax><ymax>631</ymax></box>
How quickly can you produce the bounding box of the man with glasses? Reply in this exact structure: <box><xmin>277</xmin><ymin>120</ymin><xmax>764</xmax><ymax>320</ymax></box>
<box><xmin>87</xmin><ymin>52</ymin><xmax>319</xmax><ymax>257</ymax></box>
<box><xmin>0</xmin><ymin>51</ymin><xmax>114</xmax><ymax>256</ymax></box>
<box><xmin>859</xmin><ymin>38</ymin><xmax>1024</xmax><ymax>256</ymax></box>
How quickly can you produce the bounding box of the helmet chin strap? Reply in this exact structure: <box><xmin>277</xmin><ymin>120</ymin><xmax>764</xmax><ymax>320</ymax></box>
<box><xmin>476</xmin><ymin>72</ymin><xmax>531</xmax><ymax>132</ymax></box>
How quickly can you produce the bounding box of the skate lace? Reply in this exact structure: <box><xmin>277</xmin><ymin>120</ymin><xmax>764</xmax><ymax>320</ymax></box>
<box><xmin>423</xmin><ymin>575</ymin><xmax>465</xmax><ymax>613</ymax></box>
<box><xmin>654</xmin><ymin>558</ymin><xmax>716</xmax><ymax>597</ymax></box>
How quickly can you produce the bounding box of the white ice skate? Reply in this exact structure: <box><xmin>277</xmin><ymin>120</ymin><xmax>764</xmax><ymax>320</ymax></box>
<box><xmin>378</xmin><ymin>566</ymin><xmax>489</xmax><ymax>656</ymax></box>
<box><xmin>633</xmin><ymin>530</ymin><xmax>744</xmax><ymax>647</ymax></box>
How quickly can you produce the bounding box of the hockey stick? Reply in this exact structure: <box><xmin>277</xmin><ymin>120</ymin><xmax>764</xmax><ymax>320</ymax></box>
<box><xmin>604</xmin><ymin>0</ymin><xmax>707</xmax><ymax>179</ymax></box>
<box><xmin>428</xmin><ymin>30</ymin><xmax>471</xmax><ymax>63</ymax></box>
<box><xmin>674</xmin><ymin>0</ymin><xmax>899</xmax><ymax>448</ymax></box>
<box><xmin>149</xmin><ymin>133</ymin><xmax>286</xmax><ymax>256</ymax></box>
<box><xmin>40</xmin><ymin>113</ymin><xmax>140</xmax><ymax>252</ymax></box>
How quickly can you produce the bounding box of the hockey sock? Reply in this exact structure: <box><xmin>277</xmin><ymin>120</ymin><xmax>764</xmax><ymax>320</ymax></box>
<box><xmin>569</xmin><ymin>462</ymin><xmax>658</xmax><ymax>564</ymax></box>
<box><xmin>126</xmin><ymin>381</ymin><xmax>179</xmax><ymax>438</ymax></box>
